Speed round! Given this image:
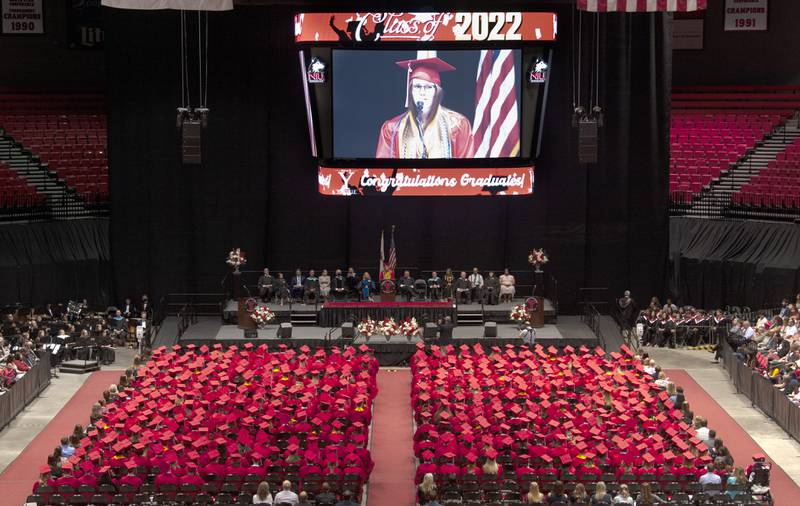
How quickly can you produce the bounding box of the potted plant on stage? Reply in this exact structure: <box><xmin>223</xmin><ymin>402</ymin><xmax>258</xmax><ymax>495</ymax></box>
<box><xmin>250</xmin><ymin>306</ymin><xmax>276</xmax><ymax>328</ymax></box>
<box><xmin>377</xmin><ymin>317</ymin><xmax>398</xmax><ymax>341</ymax></box>
<box><xmin>527</xmin><ymin>248</ymin><xmax>549</xmax><ymax>273</ymax></box>
<box><xmin>398</xmin><ymin>317</ymin><xmax>420</xmax><ymax>341</ymax></box>
<box><xmin>527</xmin><ymin>247</ymin><xmax>549</xmax><ymax>297</ymax></box>
<box><xmin>226</xmin><ymin>248</ymin><xmax>247</xmax><ymax>274</ymax></box>
<box><xmin>357</xmin><ymin>317</ymin><xmax>376</xmax><ymax>341</ymax></box>
<box><xmin>509</xmin><ymin>304</ymin><xmax>531</xmax><ymax>325</ymax></box>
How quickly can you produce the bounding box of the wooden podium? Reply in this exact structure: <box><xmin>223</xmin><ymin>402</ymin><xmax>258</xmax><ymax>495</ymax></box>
<box><xmin>237</xmin><ymin>298</ymin><xmax>257</xmax><ymax>330</ymax></box>
<box><xmin>379</xmin><ymin>279</ymin><xmax>396</xmax><ymax>302</ymax></box>
<box><xmin>528</xmin><ymin>296</ymin><xmax>545</xmax><ymax>328</ymax></box>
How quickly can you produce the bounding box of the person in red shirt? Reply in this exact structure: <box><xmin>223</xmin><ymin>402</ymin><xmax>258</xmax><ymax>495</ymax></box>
<box><xmin>13</xmin><ymin>354</ymin><xmax>29</xmax><ymax>372</ymax></box>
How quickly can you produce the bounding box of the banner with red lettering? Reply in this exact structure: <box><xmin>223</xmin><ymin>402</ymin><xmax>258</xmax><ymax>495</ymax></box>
<box><xmin>318</xmin><ymin>166</ymin><xmax>534</xmax><ymax>197</ymax></box>
<box><xmin>295</xmin><ymin>12</ymin><xmax>557</xmax><ymax>44</ymax></box>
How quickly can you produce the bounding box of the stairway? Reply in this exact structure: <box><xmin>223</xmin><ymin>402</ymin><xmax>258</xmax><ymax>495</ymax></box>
<box><xmin>685</xmin><ymin>114</ymin><xmax>800</xmax><ymax>217</ymax></box>
<box><xmin>0</xmin><ymin>133</ymin><xmax>93</xmax><ymax>218</ymax></box>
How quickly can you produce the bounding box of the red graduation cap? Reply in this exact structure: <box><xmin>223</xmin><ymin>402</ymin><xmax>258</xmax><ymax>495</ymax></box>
<box><xmin>39</xmin><ymin>465</ymin><xmax>51</xmax><ymax>474</ymax></box>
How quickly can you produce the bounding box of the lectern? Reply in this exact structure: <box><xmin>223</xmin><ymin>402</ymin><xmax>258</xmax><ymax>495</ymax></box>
<box><xmin>380</xmin><ymin>279</ymin><xmax>396</xmax><ymax>302</ymax></box>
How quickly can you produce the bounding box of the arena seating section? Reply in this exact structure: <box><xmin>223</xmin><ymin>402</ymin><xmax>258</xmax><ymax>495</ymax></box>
<box><xmin>669</xmin><ymin>86</ymin><xmax>800</xmax><ymax>202</ymax></box>
<box><xmin>733</xmin><ymin>137</ymin><xmax>800</xmax><ymax>209</ymax></box>
<box><xmin>29</xmin><ymin>344</ymin><xmax>377</xmax><ymax>505</ymax></box>
<box><xmin>411</xmin><ymin>344</ymin><xmax>737</xmax><ymax>503</ymax></box>
<box><xmin>0</xmin><ymin>161</ymin><xmax>45</xmax><ymax>210</ymax></box>
<box><xmin>0</xmin><ymin>94</ymin><xmax>108</xmax><ymax>205</ymax></box>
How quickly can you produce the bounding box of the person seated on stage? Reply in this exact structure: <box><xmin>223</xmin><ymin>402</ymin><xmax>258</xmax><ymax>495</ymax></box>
<box><xmin>455</xmin><ymin>271</ymin><xmax>471</xmax><ymax>304</ymax></box>
<box><xmin>499</xmin><ymin>268</ymin><xmax>516</xmax><ymax>303</ymax></box>
<box><xmin>468</xmin><ymin>267</ymin><xmax>484</xmax><ymax>304</ymax></box>
<box><xmin>121</xmin><ymin>298</ymin><xmax>137</xmax><ymax>318</ymax></box>
<box><xmin>443</xmin><ymin>268</ymin><xmax>455</xmax><ymax>300</ymax></box>
<box><xmin>304</xmin><ymin>269</ymin><xmax>320</xmax><ymax>304</ymax></box>
<box><xmin>346</xmin><ymin>267</ymin><xmax>359</xmax><ymax>300</ymax></box>
<box><xmin>332</xmin><ymin>269</ymin><xmax>347</xmax><ymax>301</ymax></box>
<box><xmin>291</xmin><ymin>269</ymin><xmax>305</xmax><ymax>302</ymax></box>
<box><xmin>319</xmin><ymin>269</ymin><xmax>332</xmax><ymax>302</ymax></box>
<box><xmin>427</xmin><ymin>271</ymin><xmax>442</xmax><ymax>301</ymax></box>
<box><xmin>140</xmin><ymin>294</ymin><xmax>151</xmax><ymax>316</ymax></box>
<box><xmin>273</xmin><ymin>272</ymin><xmax>289</xmax><ymax>306</ymax></box>
<box><xmin>398</xmin><ymin>271</ymin><xmax>415</xmax><ymax>302</ymax></box>
<box><xmin>360</xmin><ymin>272</ymin><xmax>374</xmax><ymax>302</ymax></box>
<box><xmin>257</xmin><ymin>268</ymin><xmax>274</xmax><ymax>302</ymax></box>
<box><xmin>484</xmin><ymin>271</ymin><xmax>500</xmax><ymax>305</ymax></box>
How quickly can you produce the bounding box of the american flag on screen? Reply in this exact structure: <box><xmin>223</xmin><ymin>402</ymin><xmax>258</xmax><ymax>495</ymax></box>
<box><xmin>473</xmin><ymin>50</ymin><xmax>520</xmax><ymax>158</ymax></box>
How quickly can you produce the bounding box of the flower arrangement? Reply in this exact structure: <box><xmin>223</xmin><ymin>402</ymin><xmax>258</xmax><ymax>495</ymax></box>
<box><xmin>398</xmin><ymin>317</ymin><xmax>421</xmax><ymax>337</ymax></box>
<box><xmin>226</xmin><ymin>248</ymin><xmax>247</xmax><ymax>270</ymax></box>
<box><xmin>527</xmin><ymin>248</ymin><xmax>549</xmax><ymax>268</ymax></box>
<box><xmin>509</xmin><ymin>304</ymin><xmax>530</xmax><ymax>324</ymax></box>
<box><xmin>357</xmin><ymin>318</ymin><xmax>377</xmax><ymax>337</ymax></box>
<box><xmin>377</xmin><ymin>317</ymin><xmax>399</xmax><ymax>337</ymax></box>
<box><xmin>250</xmin><ymin>306</ymin><xmax>275</xmax><ymax>327</ymax></box>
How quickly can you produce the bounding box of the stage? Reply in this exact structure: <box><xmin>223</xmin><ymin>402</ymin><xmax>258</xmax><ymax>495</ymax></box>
<box><xmin>175</xmin><ymin>315</ymin><xmax>596</xmax><ymax>366</ymax></box>
<box><xmin>221</xmin><ymin>297</ymin><xmax>557</xmax><ymax>326</ymax></box>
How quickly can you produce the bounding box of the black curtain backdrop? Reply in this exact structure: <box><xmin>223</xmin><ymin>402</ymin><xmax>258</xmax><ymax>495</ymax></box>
<box><xmin>669</xmin><ymin>217</ymin><xmax>800</xmax><ymax>310</ymax></box>
<box><xmin>105</xmin><ymin>5</ymin><xmax>670</xmax><ymax>313</ymax></box>
<box><xmin>0</xmin><ymin>219</ymin><xmax>111</xmax><ymax>306</ymax></box>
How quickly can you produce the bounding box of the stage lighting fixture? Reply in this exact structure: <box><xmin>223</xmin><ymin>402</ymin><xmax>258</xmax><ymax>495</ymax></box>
<box><xmin>592</xmin><ymin>106</ymin><xmax>604</xmax><ymax>128</ymax></box>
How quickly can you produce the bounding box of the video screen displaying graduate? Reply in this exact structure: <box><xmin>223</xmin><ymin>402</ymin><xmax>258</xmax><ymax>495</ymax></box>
<box><xmin>333</xmin><ymin>49</ymin><xmax>522</xmax><ymax>160</ymax></box>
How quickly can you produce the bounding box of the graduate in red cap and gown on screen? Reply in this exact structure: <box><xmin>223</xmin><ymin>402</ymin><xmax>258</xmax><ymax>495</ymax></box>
<box><xmin>376</xmin><ymin>56</ymin><xmax>474</xmax><ymax>159</ymax></box>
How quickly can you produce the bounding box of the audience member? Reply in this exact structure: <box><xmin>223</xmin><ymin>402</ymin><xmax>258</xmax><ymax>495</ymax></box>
<box><xmin>253</xmin><ymin>481</ymin><xmax>273</xmax><ymax>504</ymax></box>
<box><xmin>273</xmin><ymin>480</ymin><xmax>299</xmax><ymax>505</ymax></box>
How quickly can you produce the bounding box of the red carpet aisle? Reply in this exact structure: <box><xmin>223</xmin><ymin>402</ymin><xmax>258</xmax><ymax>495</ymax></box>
<box><xmin>667</xmin><ymin>369</ymin><xmax>800</xmax><ymax>505</ymax></box>
<box><xmin>368</xmin><ymin>369</ymin><xmax>415</xmax><ymax>506</ymax></box>
<box><xmin>0</xmin><ymin>370</ymin><xmax>121</xmax><ymax>506</ymax></box>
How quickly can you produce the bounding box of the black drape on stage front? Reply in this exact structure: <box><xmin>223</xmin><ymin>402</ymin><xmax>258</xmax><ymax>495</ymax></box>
<box><xmin>105</xmin><ymin>5</ymin><xmax>670</xmax><ymax>313</ymax></box>
<box><xmin>0</xmin><ymin>219</ymin><xmax>111</xmax><ymax>306</ymax></box>
<box><xmin>669</xmin><ymin>217</ymin><xmax>800</xmax><ymax>309</ymax></box>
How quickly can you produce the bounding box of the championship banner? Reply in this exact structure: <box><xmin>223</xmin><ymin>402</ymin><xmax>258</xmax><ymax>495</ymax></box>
<box><xmin>724</xmin><ymin>0</ymin><xmax>767</xmax><ymax>32</ymax></box>
<box><xmin>295</xmin><ymin>12</ymin><xmax>557</xmax><ymax>44</ymax></box>
<box><xmin>1</xmin><ymin>0</ymin><xmax>44</xmax><ymax>34</ymax></box>
<box><xmin>318</xmin><ymin>166</ymin><xmax>534</xmax><ymax>197</ymax></box>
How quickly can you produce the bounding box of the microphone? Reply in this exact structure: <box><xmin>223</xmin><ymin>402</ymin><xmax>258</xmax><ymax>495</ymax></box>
<box><xmin>414</xmin><ymin>101</ymin><xmax>428</xmax><ymax>159</ymax></box>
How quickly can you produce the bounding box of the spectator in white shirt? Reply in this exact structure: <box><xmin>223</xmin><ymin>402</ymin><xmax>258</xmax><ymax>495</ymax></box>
<box><xmin>273</xmin><ymin>481</ymin><xmax>299</xmax><ymax>505</ymax></box>
<box><xmin>694</xmin><ymin>416</ymin><xmax>710</xmax><ymax>442</ymax></box>
<box><xmin>699</xmin><ymin>465</ymin><xmax>722</xmax><ymax>486</ymax></box>
<box><xmin>253</xmin><ymin>481</ymin><xmax>273</xmax><ymax>504</ymax></box>
<box><xmin>643</xmin><ymin>359</ymin><xmax>657</xmax><ymax>377</ymax></box>
<box><xmin>783</xmin><ymin>318</ymin><xmax>797</xmax><ymax>339</ymax></box>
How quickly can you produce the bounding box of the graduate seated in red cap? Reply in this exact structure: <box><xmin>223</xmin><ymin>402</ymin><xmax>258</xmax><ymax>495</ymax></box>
<box><xmin>376</xmin><ymin>56</ymin><xmax>474</xmax><ymax>159</ymax></box>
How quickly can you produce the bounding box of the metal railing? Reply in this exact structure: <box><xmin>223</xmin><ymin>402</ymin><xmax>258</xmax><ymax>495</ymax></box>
<box><xmin>581</xmin><ymin>303</ymin><xmax>607</xmax><ymax>350</ymax></box>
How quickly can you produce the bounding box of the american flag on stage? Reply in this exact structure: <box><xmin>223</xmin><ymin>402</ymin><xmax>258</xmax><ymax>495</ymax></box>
<box><xmin>577</xmin><ymin>0</ymin><xmax>706</xmax><ymax>12</ymax></box>
<box><xmin>385</xmin><ymin>226</ymin><xmax>397</xmax><ymax>274</ymax></box>
<box><xmin>473</xmin><ymin>50</ymin><xmax>520</xmax><ymax>158</ymax></box>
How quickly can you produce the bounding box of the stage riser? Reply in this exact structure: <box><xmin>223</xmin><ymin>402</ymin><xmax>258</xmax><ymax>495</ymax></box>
<box><xmin>175</xmin><ymin>338</ymin><xmax>597</xmax><ymax>366</ymax></box>
<box><xmin>59</xmin><ymin>360</ymin><xmax>100</xmax><ymax>374</ymax></box>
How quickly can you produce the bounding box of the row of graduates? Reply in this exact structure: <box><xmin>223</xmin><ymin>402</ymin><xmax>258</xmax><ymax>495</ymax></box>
<box><xmin>636</xmin><ymin>309</ymin><xmax>729</xmax><ymax>347</ymax></box>
<box><xmin>409</xmin><ymin>343</ymin><xmax>715</xmax><ymax>485</ymax></box>
<box><xmin>33</xmin><ymin>344</ymin><xmax>379</xmax><ymax>501</ymax></box>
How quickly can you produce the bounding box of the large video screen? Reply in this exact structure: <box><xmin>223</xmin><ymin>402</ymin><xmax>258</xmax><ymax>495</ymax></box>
<box><xmin>333</xmin><ymin>49</ymin><xmax>522</xmax><ymax>160</ymax></box>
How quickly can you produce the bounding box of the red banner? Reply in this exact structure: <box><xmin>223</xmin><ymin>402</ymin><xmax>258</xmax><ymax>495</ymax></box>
<box><xmin>317</xmin><ymin>166</ymin><xmax>534</xmax><ymax>197</ymax></box>
<box><xmin>295</xmin><ymin>12</ymin><xmax>557</xmax><ymax>44</ymax></box>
